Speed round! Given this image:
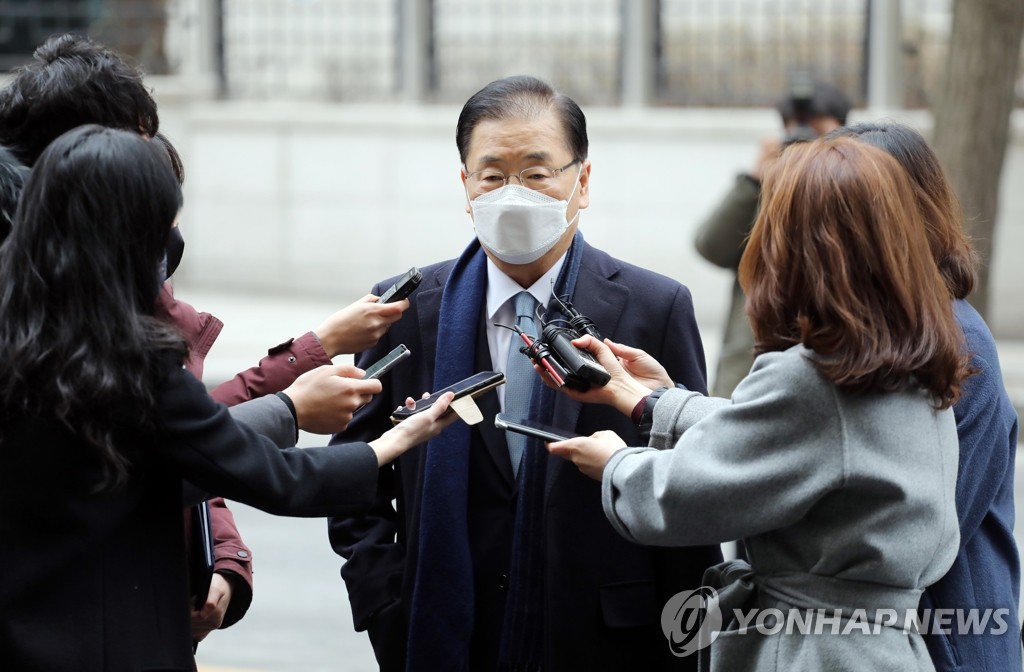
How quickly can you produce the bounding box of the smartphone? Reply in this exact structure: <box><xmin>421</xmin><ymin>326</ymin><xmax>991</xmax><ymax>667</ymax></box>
<box><xmin>188</xmin><ymin>501</ymin><xmax>215</xmax><ymax>608</ymax></box>
<box><xmin>391</xmin><ymin>371</ymin><xmax>505</xmax><ymax>422</ymax></box>
<box><xmin>494</xmin><ymin>413</ymin><xmax>580</xmax><ymax>442</ymax></box>
<box><xmin>361</xmin><ymin>344</ymin><xmax>411</xmax><ymax>380</ymax></box>
<box><xmin>378</xmin><ymin>267</ymin><xmax>423</xmax><ymax>303</ymax></box>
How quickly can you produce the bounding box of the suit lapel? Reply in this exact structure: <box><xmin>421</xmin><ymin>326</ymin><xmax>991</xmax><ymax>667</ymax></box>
<box><xmin>415</xmin><ymin>265</ymin><xmax>449</xmax><ymax>384</ymax></box>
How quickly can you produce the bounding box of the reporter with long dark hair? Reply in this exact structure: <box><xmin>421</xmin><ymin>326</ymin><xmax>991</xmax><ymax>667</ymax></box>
<box><xmin>0</xmin><ymin>35</ymin><xmax>414</xmax><ymax>642</ymax></box>
<box><xmin>0</xmin><ymin>144</ymin><xmax>27</xmax><ymax>240</ymax></box>
<box><xmin>0</xmin><ymin>125</ymin><xmax>457</xmax><ymax>671</ymax></box>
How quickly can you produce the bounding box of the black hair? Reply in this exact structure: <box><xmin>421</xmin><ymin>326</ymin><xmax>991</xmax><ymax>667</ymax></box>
<box><xmin>0</xmin><ymin>33</ymin><xmax>159</xmax><ymax>166</ymax></box>
<box><xmin>455</xmin><ymin>75</ymin><xmax>588</xmax><ymax>165</ymax></box>
<box><xmin>0</xmin><ymin>125</ymin><xmax>185</xmax><ymax>490</ymax></box>
<box><xmin>152</xmin><ymin>132</ymin><xmax>185</xmax><ymax>185</ymax></box>
<box><xmin>0</xmin><ymin>145</ymin><xmax>28</xmax><ymax>242</ymax></box>
<box><xmin>775</xmin><ymin>81</ymin><xmax>851</xmax><ymax>126</ymax></box>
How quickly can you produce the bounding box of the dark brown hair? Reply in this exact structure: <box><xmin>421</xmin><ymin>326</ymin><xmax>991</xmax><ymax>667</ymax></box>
<box><xmin>738</xmin><ymin>137</ymin><xmax>969</xmax><ymax>407</ymax></box>
<box><xmin>826</xmin><ymin>122</ymin><xmax>977</xmax><ymax>299</ymax></box>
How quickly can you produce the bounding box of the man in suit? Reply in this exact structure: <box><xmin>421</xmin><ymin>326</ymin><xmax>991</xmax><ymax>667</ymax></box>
<box><xmin>329</xmin><ymin>75</ymin><xmax>721</xmax><ymax>672</ymax></box>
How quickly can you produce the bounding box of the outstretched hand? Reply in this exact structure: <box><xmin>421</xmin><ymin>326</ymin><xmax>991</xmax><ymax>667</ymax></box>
<box><xmin>547</xmin><ymin>430</ymin><xmax>627</xmax><ymax>481</ymax></box>
<box><xmin>369</xmin><ymin>392</ymin><xmax>459</xmax><ymax>466</ymax></box>
<box><xmin>283</xmin><ymin>363</ymin><xmax>381</xmax><ymax>434</ymax></box>
<box><xmin>314</xmin><ymin>294</ymin><xmax>410</xmax><ymax>357</ymax></box>
<box><xmin>534</xmin><ymin>335</ymin><xmax>659</xmax><ymax>417</ymax></box>
<box><xmin>603</xmin><ymin>339</ymin><xmax>674</xmax><ymax>391</ymax></box>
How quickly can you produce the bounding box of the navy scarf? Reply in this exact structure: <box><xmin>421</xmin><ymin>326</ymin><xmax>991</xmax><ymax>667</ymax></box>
<box><xmin>406</xmin><ymin>233</ymin><xmax>586</xmax><ymax>672</ymax></box>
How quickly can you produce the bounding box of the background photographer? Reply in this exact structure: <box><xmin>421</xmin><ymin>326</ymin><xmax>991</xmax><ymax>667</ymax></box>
<box><xmin>695</xmin><ymin>78</ymin><xmax>851</xmax><ymax>397</ymax></box>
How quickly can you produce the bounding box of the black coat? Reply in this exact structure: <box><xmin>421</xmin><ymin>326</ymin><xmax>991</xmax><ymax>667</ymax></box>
<box><xmin>329</xmin><ymin>242</ymin><xmax>723</xmax><ymax>671</ymax></box>
<box><xmin>0</xmin><ymin>359</ymin><xmax>380</xmax><ymax>671</ymax></box>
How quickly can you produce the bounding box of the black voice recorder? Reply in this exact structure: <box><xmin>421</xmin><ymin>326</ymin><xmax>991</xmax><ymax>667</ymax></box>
<box><xmin>502</xmin><ymin>294</ymin><xmax>610</xmax><ymax>392</ymax></box>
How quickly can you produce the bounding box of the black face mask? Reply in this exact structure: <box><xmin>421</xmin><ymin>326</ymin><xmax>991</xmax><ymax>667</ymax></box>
<box><xmin>166</xmin><ymin>226</ymin><xmax>185</xmax><ymax>278</ymax></box>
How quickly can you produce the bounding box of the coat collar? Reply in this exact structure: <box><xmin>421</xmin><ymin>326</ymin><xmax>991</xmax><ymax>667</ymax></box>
<box><xmin>413</xmin><ymin>262</ymin><xmax>454</xmax><ymax>385</ymax></box>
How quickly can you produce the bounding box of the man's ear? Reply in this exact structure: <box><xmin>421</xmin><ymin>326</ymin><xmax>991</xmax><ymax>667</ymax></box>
<box><xmin>577</xmin><ymin>160</ymin><xmax>592</xmax><ymax>210</ymax></box>
<box><xmin>461</xmin><ymin>168</ymin><xmax>472</xmax><ymax>215</ymax></box>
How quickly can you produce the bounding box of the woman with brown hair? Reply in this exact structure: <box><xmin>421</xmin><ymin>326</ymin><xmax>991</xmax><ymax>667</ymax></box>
<box><xmin>539</xmin><ymin>137</ymin><xmax>972</xmax><ymax>671</ymax></box>
<box><xmin>828</xmin><ymin>122</ymin><xmax>1020</xmax><ymax>672</ymax></box>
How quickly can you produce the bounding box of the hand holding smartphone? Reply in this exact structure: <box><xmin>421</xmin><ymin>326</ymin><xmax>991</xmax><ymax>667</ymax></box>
<box><xmin>188</xmin><ymin>501</ymin><xmax>215</xmax><ymax>610</ymax></box>
<box><xmin>494</xmin><ymin>413</ymin><xmax>580</xmax><ymax>442</ymax></box>
<box><xmin>391</xmin><ymin>371</ymin><xmax>504</xmax><ymax>424</ymax></box>
<box><xmin>361</xmin><ymin>344</ymin><xmax>411</xmax><ymax>380</ymax></box>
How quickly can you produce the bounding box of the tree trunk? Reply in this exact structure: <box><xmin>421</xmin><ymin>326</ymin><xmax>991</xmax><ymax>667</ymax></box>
<box><xmin>931</xmin><ymin>0</ymin><xmax>1024</xmax><ymax>320</ymax></box>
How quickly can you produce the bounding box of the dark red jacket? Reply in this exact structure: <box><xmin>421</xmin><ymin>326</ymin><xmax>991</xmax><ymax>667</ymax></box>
<box><xmin>159</xmin><ymin>282</ymin><xmax>332</xmax><ymax>627</ymax></box>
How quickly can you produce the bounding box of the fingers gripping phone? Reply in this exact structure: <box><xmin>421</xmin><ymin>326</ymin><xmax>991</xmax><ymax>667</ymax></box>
<box><xmin>494</xmin><ymin>413</ymin><xmax>580</xmax><ymax>442</ymax></box>
<box><xmin>377</xmin><ymin>267</ymin><xmax>423</xmax><ymax>303</ymax></box>
<box><xmin>390</xmin><ymin>371</ymin><xmax>505</xmax><ymax>424</ymax></box>
<box><xmin>361</xmin><ymin>344</ymin><xmax>411</xmax><ymax>380</ymax></box>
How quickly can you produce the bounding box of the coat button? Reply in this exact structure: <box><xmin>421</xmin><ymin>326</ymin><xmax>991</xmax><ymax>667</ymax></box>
<box><xmin>498</xmin><ymin>573</ymin><xmax>509</xmax><ymax>590</ymax></box>
<box><xmin>237</xmin><ymin>550</ymin><xmax>249</xmax><ymax>558</ymax></box>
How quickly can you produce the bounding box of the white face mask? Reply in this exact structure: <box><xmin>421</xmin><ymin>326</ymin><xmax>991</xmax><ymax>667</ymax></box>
<box><xmin>469</xmin><ymin>168</ymin><xmax>582</xmax><ymax>265</ymax></box>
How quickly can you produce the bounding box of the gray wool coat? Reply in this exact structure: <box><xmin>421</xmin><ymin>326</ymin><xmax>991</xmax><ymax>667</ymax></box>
<box><xmin>603</xmin><ymin>345</ymin><xmax>960</xmax><ymax>672</ymax></box>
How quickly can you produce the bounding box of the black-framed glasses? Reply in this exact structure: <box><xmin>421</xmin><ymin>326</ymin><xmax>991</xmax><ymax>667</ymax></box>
<box><xmin>466</xmin><ymin>160</ymin><xmax>580</xmax><ymax>196</ymax></box>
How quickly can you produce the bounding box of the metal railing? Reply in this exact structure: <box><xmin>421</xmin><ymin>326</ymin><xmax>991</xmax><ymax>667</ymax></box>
<box><xmin>656</xmin><ymin>0</ymin><xmax>867</xmax><ymax>107</ymax></box>
<box><xmin>221</xmin><ymin>0</ymin><xmax>397</xmax><ymax>101</ymax></box>
<box><xmin>2</xmin><ymin>0</ymin><xmax>1017</xmax><ymax>110</ymax></box>
<box><xmin>0</xmin><ymin>0</ymin><xmax>171</xmax><ymax>73</ymax></box>
<box><xmin>432</xmin><ymin>0</ymin><xmax>621</xmax><ymax>105</ymax></box>
<box><xmin>211</xmin><ymin>0</ymin><xmax>973</xmax><ymax>108</ymax></box>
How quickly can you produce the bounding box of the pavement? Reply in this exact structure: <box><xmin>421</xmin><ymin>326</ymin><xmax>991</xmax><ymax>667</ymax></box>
<box><xmin>177</xmin><ymin>285</ymin><xmax>1024</xmax><ymax>672</ymax></box>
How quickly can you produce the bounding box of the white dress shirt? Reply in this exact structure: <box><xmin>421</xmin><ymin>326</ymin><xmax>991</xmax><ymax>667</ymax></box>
<box><xmin>485</xmin><ymin>254</ymin><xmax>567</xmax><ymax>412</ymax></box>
